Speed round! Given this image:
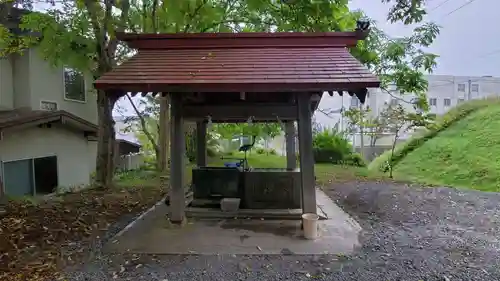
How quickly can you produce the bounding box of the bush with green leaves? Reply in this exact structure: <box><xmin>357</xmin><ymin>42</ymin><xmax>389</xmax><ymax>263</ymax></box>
<box><xmin>369</xmin><ymin>97</ymin><xmax>500</xmax><ymax>172</ymax></box>
<box><xmin>256</xmin><ymin>147</ymin><xmax>266</xmax><ymax>154</ymax></box>
<box><xmin>255</xmin><ymin>147</ymin><xmax>278</xmax><ymax>155</ymax></box>
<box><xmin>312</xmin><ymin>128</ymin><xmax>366</xmax><ymax>167</ymax></box>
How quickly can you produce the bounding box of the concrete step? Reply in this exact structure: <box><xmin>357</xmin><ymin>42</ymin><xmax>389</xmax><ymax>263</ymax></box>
<box><xmin>186</xmin><ymin>207</ymin><xmax>327</xmax><ymax>220</ymax></box>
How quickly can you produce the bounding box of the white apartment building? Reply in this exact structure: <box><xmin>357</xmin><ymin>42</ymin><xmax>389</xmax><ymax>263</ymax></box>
<box><xmin>425</xmin><ymin>75</ymin><xmax>500</xmax><ymax>114</ymax></box>
<box><xmin>314</xmin><ymin>75</ymin><xmax>500</xmax><ymax>147</ymax></box>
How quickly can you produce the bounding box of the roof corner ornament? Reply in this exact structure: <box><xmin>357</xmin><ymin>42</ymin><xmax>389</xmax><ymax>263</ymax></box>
<box><xmin>356</xmin><ymin>19</ymin><xmax>370</xmax><ymax>32</ymax></box>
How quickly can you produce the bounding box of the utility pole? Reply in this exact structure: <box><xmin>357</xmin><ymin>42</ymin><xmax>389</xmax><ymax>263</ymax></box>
<box><xmin>467</xmin><ymin>79</ymin><xmax>472</xmax><ymax>101</ymax></box>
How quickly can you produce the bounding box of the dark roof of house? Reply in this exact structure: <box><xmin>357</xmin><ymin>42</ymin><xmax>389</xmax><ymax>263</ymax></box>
<box><xmin>94</xmin><ymin>31</ymin><xmax>380</xmax><ymax>93</ymax></box>
<box><xmin>116</xmin><ymin>139</ymin><xmax>141</xmax><ymax>148</ymax></box>
<box><xmin>0</xmin><ymin>108</ymin><xmax>98</xmax><ymax>135</ymax></box>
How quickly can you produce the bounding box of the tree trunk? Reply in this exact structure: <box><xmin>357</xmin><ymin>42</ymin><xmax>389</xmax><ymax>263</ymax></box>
<box><xmin>95</xmin><ymin>90</ymin><xmax>118</xmax><ymax>188</ymax></box>
<box><xmin>158</xmin><ymin>95</ymin><xmax>170</xmax><ymax>172</ymax></box>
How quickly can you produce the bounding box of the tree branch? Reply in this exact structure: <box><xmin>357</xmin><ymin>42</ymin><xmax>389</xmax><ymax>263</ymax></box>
<box><xmin>380</xmin><ymin>87</ymin><xmax>414</xmax><ymax>104</ymax></box>
<box><xmin>183</xmin><ymin>0</ymin><xmax>209</xmax><ymax>33</ymax></box>
<box><xmin>106</xmin><ymin>0</ymin><xmax>130</xmax><ymax>64</ymax></box>
<box><xmin>316</xmin><ymin>107</ymin><xmax>344</xmax><ymax>118</ymax></box>
<box><xmin>83</xmin><ymin>0</ymin><xmax>106</xmax><ymax>71</ymax></box>
<box><xmin>125</xmin><ymin>94</ymin><xmax>160</xmax><ymax>154</ymax></box>
<box><xmin>152</xmin><ymin>0</ymin><xmax>159</xmax><ymax>32</ymax></box>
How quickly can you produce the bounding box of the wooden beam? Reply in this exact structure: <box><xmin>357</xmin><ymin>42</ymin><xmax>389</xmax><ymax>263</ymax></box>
<box><xmin>169</xmin><ymin>93</ymin><xmax>186</xmax><ymax>224</ymax></box>
<box><xmin>182</xmin><ymin>104</ymin><xmax>298</xmax><ymax>120</ymax></box>
<box><xmin>158</xmin><ymin>95</ymin><xmax>169</xmax><ymax>173</ymax></box>
<box><xmin>196</xmin><ymin>121</ymin><xmax>207</xmax><ymax>167</ymax></box>
<box><xmin>297</xmin><ymin>93</ymin><xmax>316</xmax><ymax>215</ymax></box>
<box><xmin>285</xmin><ymin>121</ymin><xmax>297</xmax><ymax>170</ymax></box>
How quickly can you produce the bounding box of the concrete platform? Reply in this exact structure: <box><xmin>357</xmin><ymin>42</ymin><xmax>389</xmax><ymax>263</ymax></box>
<box><xmin>105</xmin><ymin>189</ymin><xmax>362</xmax><ymax>255</ymax></box>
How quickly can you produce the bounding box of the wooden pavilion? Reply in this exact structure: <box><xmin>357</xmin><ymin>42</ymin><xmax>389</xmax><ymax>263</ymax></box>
<box><xmin>94</xmin><ymin>23</ymin><xmax>380</xmax><ymax>224</ymax></box>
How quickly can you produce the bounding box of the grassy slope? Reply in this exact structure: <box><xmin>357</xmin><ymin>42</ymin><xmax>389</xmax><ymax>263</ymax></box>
<box><xmin>394</xmin><ymin>104</ymin><xmax>500</xmax><ymax>191</ymax></box>
<box><xmin>368</xmin><ymin>98</ymin><xmax>500</xmax><ymax>172</ymax></box>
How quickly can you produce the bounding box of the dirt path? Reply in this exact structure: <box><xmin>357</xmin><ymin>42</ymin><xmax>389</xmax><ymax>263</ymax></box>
<box><xmin>63</xmin><ymin>182</ymin><xmax>500</xmax><ymax>281</ymax></box>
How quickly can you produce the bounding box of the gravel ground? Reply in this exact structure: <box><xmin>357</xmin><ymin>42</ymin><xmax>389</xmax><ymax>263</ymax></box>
<box><xmin>62</xmin><ymin>182</ymin><xmax>500</xmax><ymax>281</ymax></box>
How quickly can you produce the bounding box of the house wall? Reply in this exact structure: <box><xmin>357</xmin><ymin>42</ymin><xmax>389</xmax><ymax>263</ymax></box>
<box><xmin>0</xmin><ymin>57</ymin><xmax>14</xmax><ymax>109</ymax></box>
<box><xmin>12</xmin><ymin>53</ymin><xmax>31</xmax><ymax>108</ymax></box>
<box><xmin>0</xmin><ymin>126</ymin><xmax>96</xmax><ymax>190</ymax></box>
<box><xmin>27</xmin><ymin>49</ymin><xmax>98</xmax><ymax>123</ymax></box>
<box><xmin>88</xmin><ymin>140</ymin><xmax>97</xmax><ymax>177</ymax></box>
<box><xmin>2</xmin><ymin>48</ymin><xmax>97</xmax><ymax>123</ymax></box>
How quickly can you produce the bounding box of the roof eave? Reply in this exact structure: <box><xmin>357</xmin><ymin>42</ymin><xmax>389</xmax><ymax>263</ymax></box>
<box><xmin>94</xmin><ymin>80</ymin><xmax>381</xmax><ymax>93</ymax></box>
<box><xmin>116</xmin><ymin>30</ymin><xmax>369</xmax><ymax>50</ymax></box>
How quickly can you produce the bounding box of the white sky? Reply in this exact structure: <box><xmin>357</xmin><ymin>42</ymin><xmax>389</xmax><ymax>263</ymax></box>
<box><xmin>350</xmin><ymin>0</ymin><xmax>500</xmax><ymax>76</ymax></box>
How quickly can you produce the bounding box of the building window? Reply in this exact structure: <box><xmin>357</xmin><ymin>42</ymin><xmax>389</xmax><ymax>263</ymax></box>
<box><xmin>458</xmin><ymin>98</ymin><xmax>465</xmax><ymax>104</ymax></box>
<box><xmin>457</xmin><ymin>83</ymin><xmax>466</xmax><ymax>92</ymax></box>
<box><xmin>471</xmin><ymin>84</ymin><xmax>479</xmax><ymax>92</ymax></box>
<box><xmin>444</xmin><ymin>98</ymin><xmax>451</xmax><ymax>107</ymax></box>
<box><xmin>390</xmin><ymin>98</ymin><xmax>399</xmax><ymax>106</ymax></box>
<box><xmin>429</xmin><ymin>98</ymin><xmax>437</xmax><ymax>106</ymax></box>
<box><xmin>63</xmin><ymin>68</ymin><xmax>86</xmax><ymax>102</ymax></box>
<box><xmin>40</xmin><ymin>101</ymin><xmax>58</xmax><ymax>111</ymax></box>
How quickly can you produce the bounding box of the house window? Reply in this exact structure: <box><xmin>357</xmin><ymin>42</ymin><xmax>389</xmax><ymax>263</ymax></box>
<box><xmin>429</xmin><ymin>98</ymin><xmax>437</xmax><ymax>106</ymax></box>
<box><xmin>457</xmin><ymin>83</ymin><xmax>466</xmax><ymax>92</ymax></box>
<box><xmin>40</xmin><ymin>101</ymin><xmax>58</xmax><ymax>111</ymax></box>
<box><xmin>63</xmin><ymin>67</ymin><xmax>86</xmax><ymax>102</ymax></box>
<box><xmin>2</xmin><ymin>156</ymin><xmax>58</xmax><ymax>196</ymax></box>
<box><xmin>471</xmin><ymin>84</ymin><xmax>479</xmax><ymax>92</ymax></box>
<box><xmin>444</xmin><ymin>98</ymin><xmax>451</xmax><ymax>107</ymax></box>
<box><xmin>458</xmin><ymin>98</ymin><xmax>465</xmax><ymax>104</ymax></box>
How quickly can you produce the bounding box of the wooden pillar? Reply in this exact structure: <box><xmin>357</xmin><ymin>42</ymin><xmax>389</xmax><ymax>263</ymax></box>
<box><xmin>113</xmin><ymin>140</ymin><xmax>120</xmax><ymax>170</ymax></box>
<box><xmin>285</xmin><ymin>121</ymin><xmax>296</xmax><ymax>170</ymax></box>
<box><xmin>297</xmin><ymin>93</ymin><xmax>316</xmax><ymax>215</ymax></box>
<box><xmin>169</xmin><ymin>93</ymin><xmax>185</xmax><ymax>224</ymax></box>
<box><xmin>196</xmin><ymin>121</ymin><xmax>207</xmax><ymax>167</ymax></box>
<box><xmin>158</xmin><ymin>94</ymin><xmax>170</xmax><ymax>172</ymax></box>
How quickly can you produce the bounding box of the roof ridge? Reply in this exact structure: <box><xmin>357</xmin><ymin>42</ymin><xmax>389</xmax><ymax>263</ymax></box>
<box><xmin>118</xmin><ymin>31</ymin><xmax>367</xmax><ymax>50</ymax></box>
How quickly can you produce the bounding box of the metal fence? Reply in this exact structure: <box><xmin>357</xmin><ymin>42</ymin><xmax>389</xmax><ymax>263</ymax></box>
<box><xmin>116</xmin><ymin>153</ymin><xmax>145</xmax><ymax>171</ymax></box>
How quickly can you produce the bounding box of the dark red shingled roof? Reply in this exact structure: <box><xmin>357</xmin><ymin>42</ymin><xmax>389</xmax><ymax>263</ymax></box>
<box><xmin>94</xmin><ymin>32</ymin><xmax>380</xmax><ymax>93</ymax></box>
<box><xmin>0</xmin><ymin>108</ymin><xmax>98</xmax><ymax>134</ymax></box>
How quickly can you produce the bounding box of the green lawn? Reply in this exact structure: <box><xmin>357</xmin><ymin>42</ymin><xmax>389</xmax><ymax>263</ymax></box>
<box><xmin>394</xmin><ymin>104</ymin><xmax>500</xmax><ymax>192</ymax></box>
<box><xmin>115</xmin><ymin>152</ymin><xmax>386</xmax><ymax>188</ymax></box>
<box><xmin>207</xmin><ymin>152</ymin><xmax>384</xmax><ymax>185</ymax></box>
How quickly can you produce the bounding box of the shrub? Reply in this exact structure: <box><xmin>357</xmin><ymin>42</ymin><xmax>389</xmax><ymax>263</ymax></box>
<box><xmin>342</xmin><ymin>153</ymin><xmax>366</xmax><ymax>167</ymax></box>
<box><xmin>312</xmin><ymin>128</ymin><xmax>361</xmax><ymax>166</ymax></box>
<box><xmin>369</xmin><ymin>97</ymin><xmax>500</xmax><ymax>172</ymax></box>
<box><xmin>256</xmin><ymin>147</ymin><xmax>266</xmax><ymax>154</ymax></box>
<box><xmin>255</xmin><ymin>147</ymin><xmax>277</xmax><ymax>155</ymax></box>
<box><xmin>207</xmin><ymin>147</ymin><xmax>218</xmax><ymax>157</ymax></box>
